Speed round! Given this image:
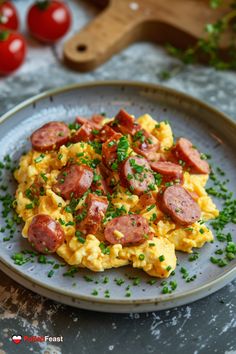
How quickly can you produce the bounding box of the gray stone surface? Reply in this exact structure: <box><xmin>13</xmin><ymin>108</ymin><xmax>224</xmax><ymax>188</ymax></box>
<box><xmin>0</xmin><ymin>1</ymin><xmax>236</xmax><ymax>354</ymax></box>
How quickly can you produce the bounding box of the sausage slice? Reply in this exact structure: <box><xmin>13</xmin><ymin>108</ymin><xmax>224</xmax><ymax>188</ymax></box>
<box><xmin>90</xmin><ymin>166</ymin><xmax>111</xmax><ymax>195</ymax></box>
<box><xmin>159</xmin><ymin>185</ymin><xmax>201</xmax><ymax>225</ymax></box>
<box><xmin>53</xmin><ymin>164</ymin><xmax>93</xmax><ymax>200</ymax></box>
<box><xmin>75</xmin><ymin>116</ymin><xmax>88</xmax><ymax>125</ymax></box>
<box><xmin>133</xmin><ymin>129</ymin><xmax>160</xmax><ymax>159</ymax></box>
<box><xmin>31</xmin><ymin>121</ymin><xmax>70</xmax><ymax>152</ymax></box>
<box><xmin>91</xmin><ymin>114</ymin><xmax>104</xmax><ymax>127</ymax></box>
<box><xmin>120</xmin><ymin>156</ymin><xmax>155</xmax><ymax>195</ymax></box>
<box><xmin>28</xmin><ymin>214</ymin><xmax>65</xmax><ymax>253</ymax></box>
<box><xmin>139</xmin><ymin>192</ymin><xmax>156</xmax><ymax>208</ymax></box>
<box><xmin>99</xmin><ymin>125</ymin><xmax>116</xmax><ymax>142</ymax></box>
<box><xmin>150</xmin><ymin>161</ymin><xmax>183</xmax><ymax>183</ymax></box>
<box><xmin>76</xmin><ymin>193</ymin><xmax>108</xmax><ymax>235</ymax></box>
<box><xmin>109</xmin><ymin>109</ymin><xmax>141</xmax><ymax>135</ymax></box>
<box><xmin>76</xmin><ymin>116</ymin><xmax>101</xmax><ymax>130</ymax></box>
<box><xmin>104</xmin><ymin>214</ymin><xmax>152</xmax><ymax>246</ymax></box>
<box><xmin>172</xmin><ymin>138</ymin><xmax>210</xmax><ymax>174</ymax></box>
<box><xmin>71</xmin><ymin>122</ymin><xmax>95</xmax><ymax>143</ymax></box>
<box><xmin>102</xmin><ymin>133</ymin><xmax>122</xmax><ymax>169</ymax></box>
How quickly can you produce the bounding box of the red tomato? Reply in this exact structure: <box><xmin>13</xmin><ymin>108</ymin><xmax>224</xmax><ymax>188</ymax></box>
<box><xmin>0</xmin><ymin>30</ymin><xmax>26</xmax><ymax>75</ymax></box>
<box><xmin>0</xmin><ymin>1</ymin><xmax>19</xmax><ymax>31</ymax></box>
<box><xmin>27</xmin><ymin>0</ymin><xmax>71</xmax><ymax>43</ymax></box>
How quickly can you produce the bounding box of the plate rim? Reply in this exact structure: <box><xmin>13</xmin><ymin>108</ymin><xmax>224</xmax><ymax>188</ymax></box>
<box><xmin>0</xmin><ymin>80</ymin><xmax>236</xmax><ymax>307</ymax></box>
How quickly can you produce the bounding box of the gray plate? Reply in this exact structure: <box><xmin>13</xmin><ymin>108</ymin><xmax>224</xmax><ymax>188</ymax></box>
<box><xmin>0</xmin><ymin>81</ymin><xmax>235</xmax><ymax>313</ymax></box>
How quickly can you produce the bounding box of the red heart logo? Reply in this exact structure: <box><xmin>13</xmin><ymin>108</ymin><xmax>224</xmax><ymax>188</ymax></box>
<box><xmin>12</xmin><ymin>335</ymin><xmax>22</xmax><ymax>344</ymax></box>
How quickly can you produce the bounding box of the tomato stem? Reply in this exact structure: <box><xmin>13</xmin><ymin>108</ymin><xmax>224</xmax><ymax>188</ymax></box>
<box><xmin>36</xmin><ymin>0</ymin><xmax>50</xmax><ymax>10</ymax></box>
<box><xmin>0</xmin><ymin>29</ymin><xmax>9</xmax><ymax>41</ymax></box>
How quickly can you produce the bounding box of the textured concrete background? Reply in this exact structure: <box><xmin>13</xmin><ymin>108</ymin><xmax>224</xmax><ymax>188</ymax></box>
<box><xmin>0</xmin><ymin>1</ymin><xmax>236</xmax><ymax>354</ymax></box>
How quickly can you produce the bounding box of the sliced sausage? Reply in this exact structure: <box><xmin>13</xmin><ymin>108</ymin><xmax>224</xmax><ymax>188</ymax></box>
<box><xmin>159</xmin><ymin>185</ymin><xmax>201</xmax><ymax>225</ymax></box>
<box><xmin>133</xmin><ymin>129</ymin><xmax>160</xmax><ymax>159</ymax></box>
<box><xmin>109</xmin><ymin>109</ymin><xmax>141</xmax><ymax>135</ymax></box>
<box><xmin>102</xmin><ymin>133</ymin><xmax>122</xmax><ymax>169</ymax></box>
<box><xmin>91</xmin><ymin>114</ymin><xmax>104</xmax><ymax>127</ymax></box>
<box><xmin>172</xmin><ymin>138</ymin><xmax>210</xmax><ymax>174</ymax></box>
<box><xmin>31</xmin><ymin>121</ymin><xmax>70</xmax><ymax>152</ymax></box>
<box><xmin>189</xmin><ymin>191</ymin><xmax>199</xmax><ymax>201</ymax></box>
<box><xmin>76</xmin><ymin>193</ymin><xmax>108</xmax><ymax>235</ymax></box>
<box><xmin>106</xmin><ymin>174</ymin><xmax>119</xmax><ymax>190</ymax></box>
<box><xmin>97</xmin><ymin>163</ymin><xmax>118</xmax><ymax>191</ymax></box>
<box><xmin>76</xmin><ymin>115</ymin><xmax>101</xmax><ymax>130</ymax></box>
<box><xmin>150</xmin><ymin>161</ymin><xmax>183</xmax><ymax>183</ymax></box>
<box><xmin>137</xmin><ymin>151</ymin><xmax>166</xmax><ymax>164</ymax></box>
<box><xmin>28</xmin><ymin>214</ymin><xmax>65</xmax><ymax>253</ymax></box>
<box><xmin>76</xmin><ymin>116</ymin><xmax>88</xmax><ymax>125</ymax></box>
<box><xmin>104</xmin><ymin>214</ymin><xmax>153</xmax><ymax>246</ymax></box>
<box><xmin>120</xmin><ymin>156</ymin><xmax>155</xmax><ymax>196</ymax></box>
<box><xmin>139</xmin><ymin>192</ymin><xmax>156</xmax><ymax>208</ymax></box>
<box><xmin>53</xmin><ymin>164</ymin><xmax>93</xmax><ymax>200</ymax></box>
<box><xmin>71</xmin><ymin>122</ymin><xmax>95</xmax><ymax>143</ymax></box>
<box><xmin>90</xmin><ymin>166</ymin><xmax>111</xmax><ymax>195</ymax></box>
<box><xmin>99</xmin><ymin>125</ymin><xmax>116</xmax><ymax>142</ymax></box>
<box><xmin>98</xmin><ymin>162</ymin><xmax>111</xmax><ymax>178</ymax></box>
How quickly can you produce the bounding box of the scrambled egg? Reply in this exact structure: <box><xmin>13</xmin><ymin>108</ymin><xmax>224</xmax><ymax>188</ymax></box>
<box><xmin>14</xmin><ymin>114</ymin><xmax>219</xmax><ymax>278</ymax></box>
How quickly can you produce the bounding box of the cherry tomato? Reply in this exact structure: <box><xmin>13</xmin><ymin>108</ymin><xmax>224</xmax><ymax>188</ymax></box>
<box><xmin>27</xmin><ymin>0</ymin><xmax>71</xmax><ymax>43</ymax></box>
<box><xmin>0</xmin><ymin>29</ymin><xmax>26</xmax><ymax>75</ymax></box>
<box><xmin>0</xmin><ymin>1</ymin><xmax>19</xmax><ymax>31</ymax></box>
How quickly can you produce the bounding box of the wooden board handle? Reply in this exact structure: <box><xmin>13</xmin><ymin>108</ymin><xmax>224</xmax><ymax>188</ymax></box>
<box><xmin>64</xmin><ymin>0</ymin><xmax>233</xmax><ymax>72</ymax></box>
<box><xmin>63</xmin><ymin>1</ymin><xmax>144</xmax><ymax>72</ymax></box>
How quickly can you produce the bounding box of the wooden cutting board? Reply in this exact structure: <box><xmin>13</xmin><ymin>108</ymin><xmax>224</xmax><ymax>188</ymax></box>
<box><xmin>63</xmin><ymin>0</ymin><xmax>232</xmax><ymax>72</ymax></box>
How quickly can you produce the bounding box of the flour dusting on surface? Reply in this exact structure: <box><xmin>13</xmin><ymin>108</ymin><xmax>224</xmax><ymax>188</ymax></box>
<box><xmin>150</xmin><ymin>313</ymin><xmax>162</xmax><ymax>340</ymax></box>
<box><xmin>0</xmin><ymin>284</ymin><xmax>61</xmax><ymax>330</ymax></box>
<box><xmin>219</xmin><ymin>318</ymin><xmax>236</xmax><ymax>335</ymax></box>
<box><xmin>0</xmin><ymin>280</ymin><xmax>65</xmax><ymax>352</ymax></box>
<box><xmin>41</xmin><ymin>344</ymin><xmax>62</xmax><ymax>354</ymax></box>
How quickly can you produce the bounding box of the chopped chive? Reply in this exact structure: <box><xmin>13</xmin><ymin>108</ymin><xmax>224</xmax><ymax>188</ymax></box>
<box><xmin>34</xmin><ymin>154</ymin><xmax>45</xmax><ymax>163</ymax></box>
<box><xmin>84</xmin><ymin>275</ymin><xmax>93</xmax><ymax>282</ymax></box>
<box><xmin>139</xmin><ymin>254</ymin><xmax>145</xmax><ymax>261</ymax></box>
<box><xmin>159</xmin><ymin>255</ymin><xmax>165</xmax><ymax>262</ymax></box>
<box><xmin>47</xmin><ymin>270</ymin><xmax>54</xmax><ymax>278</ymax></box>
<box><xmin>91</xmin><ymin>289</ymin><xmax>98</xmax><ymax>296</ymax></box>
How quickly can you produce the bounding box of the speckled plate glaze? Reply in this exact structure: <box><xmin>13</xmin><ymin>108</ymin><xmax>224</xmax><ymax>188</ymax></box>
<box><xmin>0</xmin><ymin>81</ymin><xmax>236</xmax><ymax>313</ymax></box>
